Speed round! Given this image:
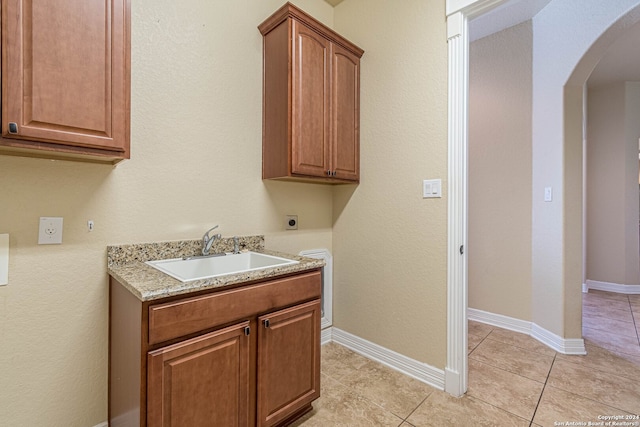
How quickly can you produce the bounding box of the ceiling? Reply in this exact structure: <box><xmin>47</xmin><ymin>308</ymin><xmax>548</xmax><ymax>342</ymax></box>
<box><xmin>469</xmin><ymin>0</ymin><xmax>552</xmax><ymax>41</ymax></box>
<box><xmin>470</xmin><ymin>0</ymin><xmax>640</xmax><ymax>87</ymax></box>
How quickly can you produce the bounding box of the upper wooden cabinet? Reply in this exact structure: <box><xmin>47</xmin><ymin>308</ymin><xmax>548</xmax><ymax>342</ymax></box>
<box><xmin>259</xmin><ymin>2</ymin><xmax>363</xmax><ymax>184</ymax></box>
<box><xmin>0</xmin><ymin>0</ymin><xmax>131</xmax><ymax>164</ymax></box>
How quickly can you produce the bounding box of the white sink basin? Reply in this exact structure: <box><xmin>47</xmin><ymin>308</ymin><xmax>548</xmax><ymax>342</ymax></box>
<box><xmin>145</xmin><ymin>251</ymin><xmax>299</xmax><ymax>282</ymax></box>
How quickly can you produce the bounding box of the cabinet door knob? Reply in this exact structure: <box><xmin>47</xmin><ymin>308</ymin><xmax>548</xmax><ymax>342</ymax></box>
<box><xmin>244</xmin><ymin>326</ymin><xmax>251</xmax><ymax>336</ymax></box>
<box><xmin>263</xmin><ymin>319</ymin><xmax>270</xmax><ymax>328</ymax></box>
<box><xmin>8</xmin><ymin>122</ymin><xmax>18</xmax><ymax>134</ymax></box>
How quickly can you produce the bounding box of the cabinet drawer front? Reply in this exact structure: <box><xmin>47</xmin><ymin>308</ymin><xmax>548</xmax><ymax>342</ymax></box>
<box><xmin>148</xmin><ymin>271</ymin><xmax>321</xmax><ymax>345</ymax></box>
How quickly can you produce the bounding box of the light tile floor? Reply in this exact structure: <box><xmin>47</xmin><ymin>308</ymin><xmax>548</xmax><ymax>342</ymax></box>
<box><xmin>292</xmin><ymin>290</ymin><xmax>640</xmax><ymax>426</ymax></box>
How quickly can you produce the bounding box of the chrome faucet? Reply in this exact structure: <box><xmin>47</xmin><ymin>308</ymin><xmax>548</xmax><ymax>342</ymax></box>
<box><xmin>202</xmin><ymin>225</ymin><xmax>221</xmax><ymax>256</ymax></box>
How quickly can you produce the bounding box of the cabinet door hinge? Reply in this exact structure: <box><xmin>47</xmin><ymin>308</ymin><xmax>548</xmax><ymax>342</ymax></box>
<box><xmin>263</xmin><ymin>319</ymin><xmax>270</xmax><ymax>328</ymax></box>
<box><xmin>244</xmin><ymin>326</ymin><xmax>250</xmax><ymax>336</ymax></box>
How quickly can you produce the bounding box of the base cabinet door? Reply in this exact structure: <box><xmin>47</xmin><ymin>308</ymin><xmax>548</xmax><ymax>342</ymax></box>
<box><xmin>257</xmin><ymin>300</ymin><xmax>321</xmax><ymax>427</ymax></box>
<box><xmin>147</xmin><ymin>322</ymin><xmax>251</xmax><ymax>427</ymax></box>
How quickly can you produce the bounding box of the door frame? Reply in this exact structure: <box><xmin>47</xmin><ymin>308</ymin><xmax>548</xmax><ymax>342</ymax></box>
<box><xmin>444</xmin><ymin>0</ymin><xmax>510</xmax><ymax>396</ymax></box>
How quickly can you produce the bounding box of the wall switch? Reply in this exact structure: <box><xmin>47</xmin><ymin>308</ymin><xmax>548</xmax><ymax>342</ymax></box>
<box><xmin>423</xmin><ymin>179</ymin><xmax>442</xmax><ymax>198</ymax></box>
<box><xmin>285</xmin><ymin>215</ymin><xmax>298</xmax><ymax>230</ymax></box>
<box><xmin>544</xmin><ymin>187</ymin><xmax>553</xmax><ymax>202</ymax></box>
<box><xmin>38</xmin><ymin>217</ymin><xmax>63</xmax><ymax>244</ymax></box>
<box><xmin>0</xmin><ymin>234</ymin><xmax>8</xmax><ymax>286</ymax></box>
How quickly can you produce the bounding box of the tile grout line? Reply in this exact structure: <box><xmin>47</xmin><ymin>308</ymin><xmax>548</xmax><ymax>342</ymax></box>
<box><xmin>401</xmin><ymin>394</ymin><xmax>430</xmax><ymax>426</ymax></box>
<box><xmin>627</xmin><ymin>296</ymin><xmax>640</xmax><ymax>346</ymax></box>
<box><xmin>528</xmin><ymin>351</ymin><xmax>557</xmax><ymax>426</ymax></box>
<box><xmin>468</xmin><ymin>325</ymin><xmax>545</xmax><ymax>425</ymax></box>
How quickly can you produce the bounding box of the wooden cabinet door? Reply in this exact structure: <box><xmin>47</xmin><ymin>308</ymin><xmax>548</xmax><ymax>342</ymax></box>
<box><xmin>331</xmin><ymin>44</ymin><xmax>360</xmax><ymax>182</ymax></box>
<box><xmin>257</xmin><ymin>300</ymin><xmax>321</xmax><ymax>427</ymax></box>
<box><xmin>1</xmin><ymin>0</ymin><xmax>130</xmax><ymax>156</ymax></box>
<box><xmin>147</xmin><ymin>322</ymin><xmax>251</xmax><ymax>427</ymax></box>
<box><xmin>291</xmin><ymin>21</ymin><xmax>331</xmax><ymax>178</ymax></box>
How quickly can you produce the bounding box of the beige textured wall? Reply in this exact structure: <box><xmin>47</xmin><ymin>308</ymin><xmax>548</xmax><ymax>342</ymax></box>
<box><xmin>331</xmin><ymin>0</ymin><xmax>448</xmax><ymax>365</ymax></box>
<box><xmin>468</xmin><ymin>22</ymin><xmax>533</xmax><ymax>320</ymax></box>
<box><xmin>0</xmin><ymin>1</ymin><xmax>335</xmax><ymax>425</ymax></box>
<box><xmin>586</xmin><ymin>82</ymin><xmax>640</xmax><ymax>286</ymax></box>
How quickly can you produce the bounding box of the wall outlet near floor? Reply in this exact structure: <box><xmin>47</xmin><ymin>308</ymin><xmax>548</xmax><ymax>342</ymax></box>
<box><xmin>38</xmin><ymin>217</ymin><xmax>64</xmax><ymax>244</ymax></box>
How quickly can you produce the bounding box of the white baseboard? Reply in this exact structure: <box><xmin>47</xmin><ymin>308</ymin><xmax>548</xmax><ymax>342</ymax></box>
<box><xmin>468</xmin><ymin>308</ymin><xmax>586</xmax><ymax>355</ymax></box>
<box><xmin>530</xmin><ymin>323</ymin><xmax>586</xmax><ymax>355</ymax></box>
<box><xmin>330</xmin><ymin>327</ymin><xmax>445</xmax><ymax>391</ymax></box>
<box><xmin>467</xmin><ymin>308</ymin><xmax>531</xmax><ymax>335</ymax></box>
<box><xmin>444</xmin><ymin>367</ymin><xmax>465</xmax><ymax>397</ymax></box>
<box><xmin>584</xmin><ymin>280</ymin><xmax>640</xmax><ymax>294</ymax></box>
<box><xmin>321</xmin><ymin>326</ymin><xmax>333</xmax><ymax>345</ymax></box>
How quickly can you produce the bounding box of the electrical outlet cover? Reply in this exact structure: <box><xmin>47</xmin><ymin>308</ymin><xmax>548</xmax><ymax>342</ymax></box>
<box><xmin>38</xmin><ymin>217</ymin><xmax>63</xmax><ymax>245</ymax></box>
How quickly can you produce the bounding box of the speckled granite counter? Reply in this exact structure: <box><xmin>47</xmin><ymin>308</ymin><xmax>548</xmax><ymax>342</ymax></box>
<box><xmin>107</xmin><ymin>235</ymin><xmax>325</xmax><ymax>301</ymax></box>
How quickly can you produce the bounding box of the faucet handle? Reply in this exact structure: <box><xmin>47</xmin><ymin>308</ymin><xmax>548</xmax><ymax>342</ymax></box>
<box><xmin>202</xmin><ymin>225</ymin><xmax>220</xmax><ymax>256</ymax></box>
<box><xmin>204</xmin><ymin>225</ymin><xmax>219</xmax><ymax>236</ymax></box>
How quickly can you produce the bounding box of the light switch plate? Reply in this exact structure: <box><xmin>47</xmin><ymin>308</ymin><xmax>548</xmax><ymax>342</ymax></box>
<box><xmin>423</xmin><ymin>179</ymin><xmax>442</xmax><ymax>198</ymax></box>
<box><xmin>38</xmin><ymin>217</ymin><xmax>63</xmax><ymax>244</ymax></box>
<box><xmin>0</xmin><ymin>234</ymin><xmax>8</xmax><ymax>286</ymax></box>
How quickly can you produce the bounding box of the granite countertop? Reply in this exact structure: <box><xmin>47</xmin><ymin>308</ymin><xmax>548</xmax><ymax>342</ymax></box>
<box><xmin>107</xmin><ymin>235</ymin><xmax>325</xmax><ymax>302</ymax></box>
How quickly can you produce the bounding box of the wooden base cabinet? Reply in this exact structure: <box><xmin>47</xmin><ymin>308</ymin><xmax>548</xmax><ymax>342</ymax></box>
<box><xmin>147</xmin><ymin>322</ymin><xmax>252</xmax><ymax>427</ymax></box>
<box><xmin>259</xmin><ymin>3</ymin><xmax>363</xmax><ymax>184</ymax></box>
<box><xmin>109</xmin><ymin>270</ymin><xmax>322</xmax><ymax>427</ymax></box>
<box><xmin>257</xmin><ymin>301</ymin><xmax>321</xmax><ymax>427</ymax></box>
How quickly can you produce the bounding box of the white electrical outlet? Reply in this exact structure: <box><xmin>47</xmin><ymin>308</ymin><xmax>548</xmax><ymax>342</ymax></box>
<box><xmin>38</xmin><ymin>217</ymin><xmax>64</xmax><ymax>245</ymax></box>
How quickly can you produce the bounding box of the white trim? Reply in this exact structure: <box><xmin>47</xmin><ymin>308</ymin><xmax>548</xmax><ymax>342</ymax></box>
<box><xmin>321</xmin><ymin>326</ymin><xmax>333</xmax><ymax>345</ymax></box>
<box><xmin>299</xmin><ymin>249</ymin><xmax>333</xmax><ymax>329</ymax></box>
<box><xmin>468</xmin><ymin>308</ymin><xmax>586</xmax><ymax>355</ymax></box>
<box><xmin>467</xmin><ymin>308</ymin><xmax>530</xmax><ymax>334</ymax></box>
<box><xmin>584</xmin><ymin>280</ymin><xmax>640</xmax><ymax>294</ymax></box>
<box><xmin>331</xmin><ymin>328</ymin><xmax>445</xmax><ymax>391</ymax></box>
<box><xmin>446</xmin><ymin>8</ymin><xmax>469</xmax><ymax>398</ymax></box>
<box><xmin>446</xmin><ymin>0</ymin><xmax>510</xmax><ymax>18</ymax></box>
<box><xmin>446</xmin><ymin>0</ymin><xmax>518</xmax><ymax>398</ymax></box>
<box><xmin>531</xmin><ymin>324</ymin><xmax>586</xmax><ymax>355</ymax></box>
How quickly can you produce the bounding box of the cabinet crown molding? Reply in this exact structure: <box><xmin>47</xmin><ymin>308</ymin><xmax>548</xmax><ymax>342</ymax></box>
<box><xmin>258</xmin><ymin>2</ymin><xmax>364</xmax><ymax>58</ymax></box>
